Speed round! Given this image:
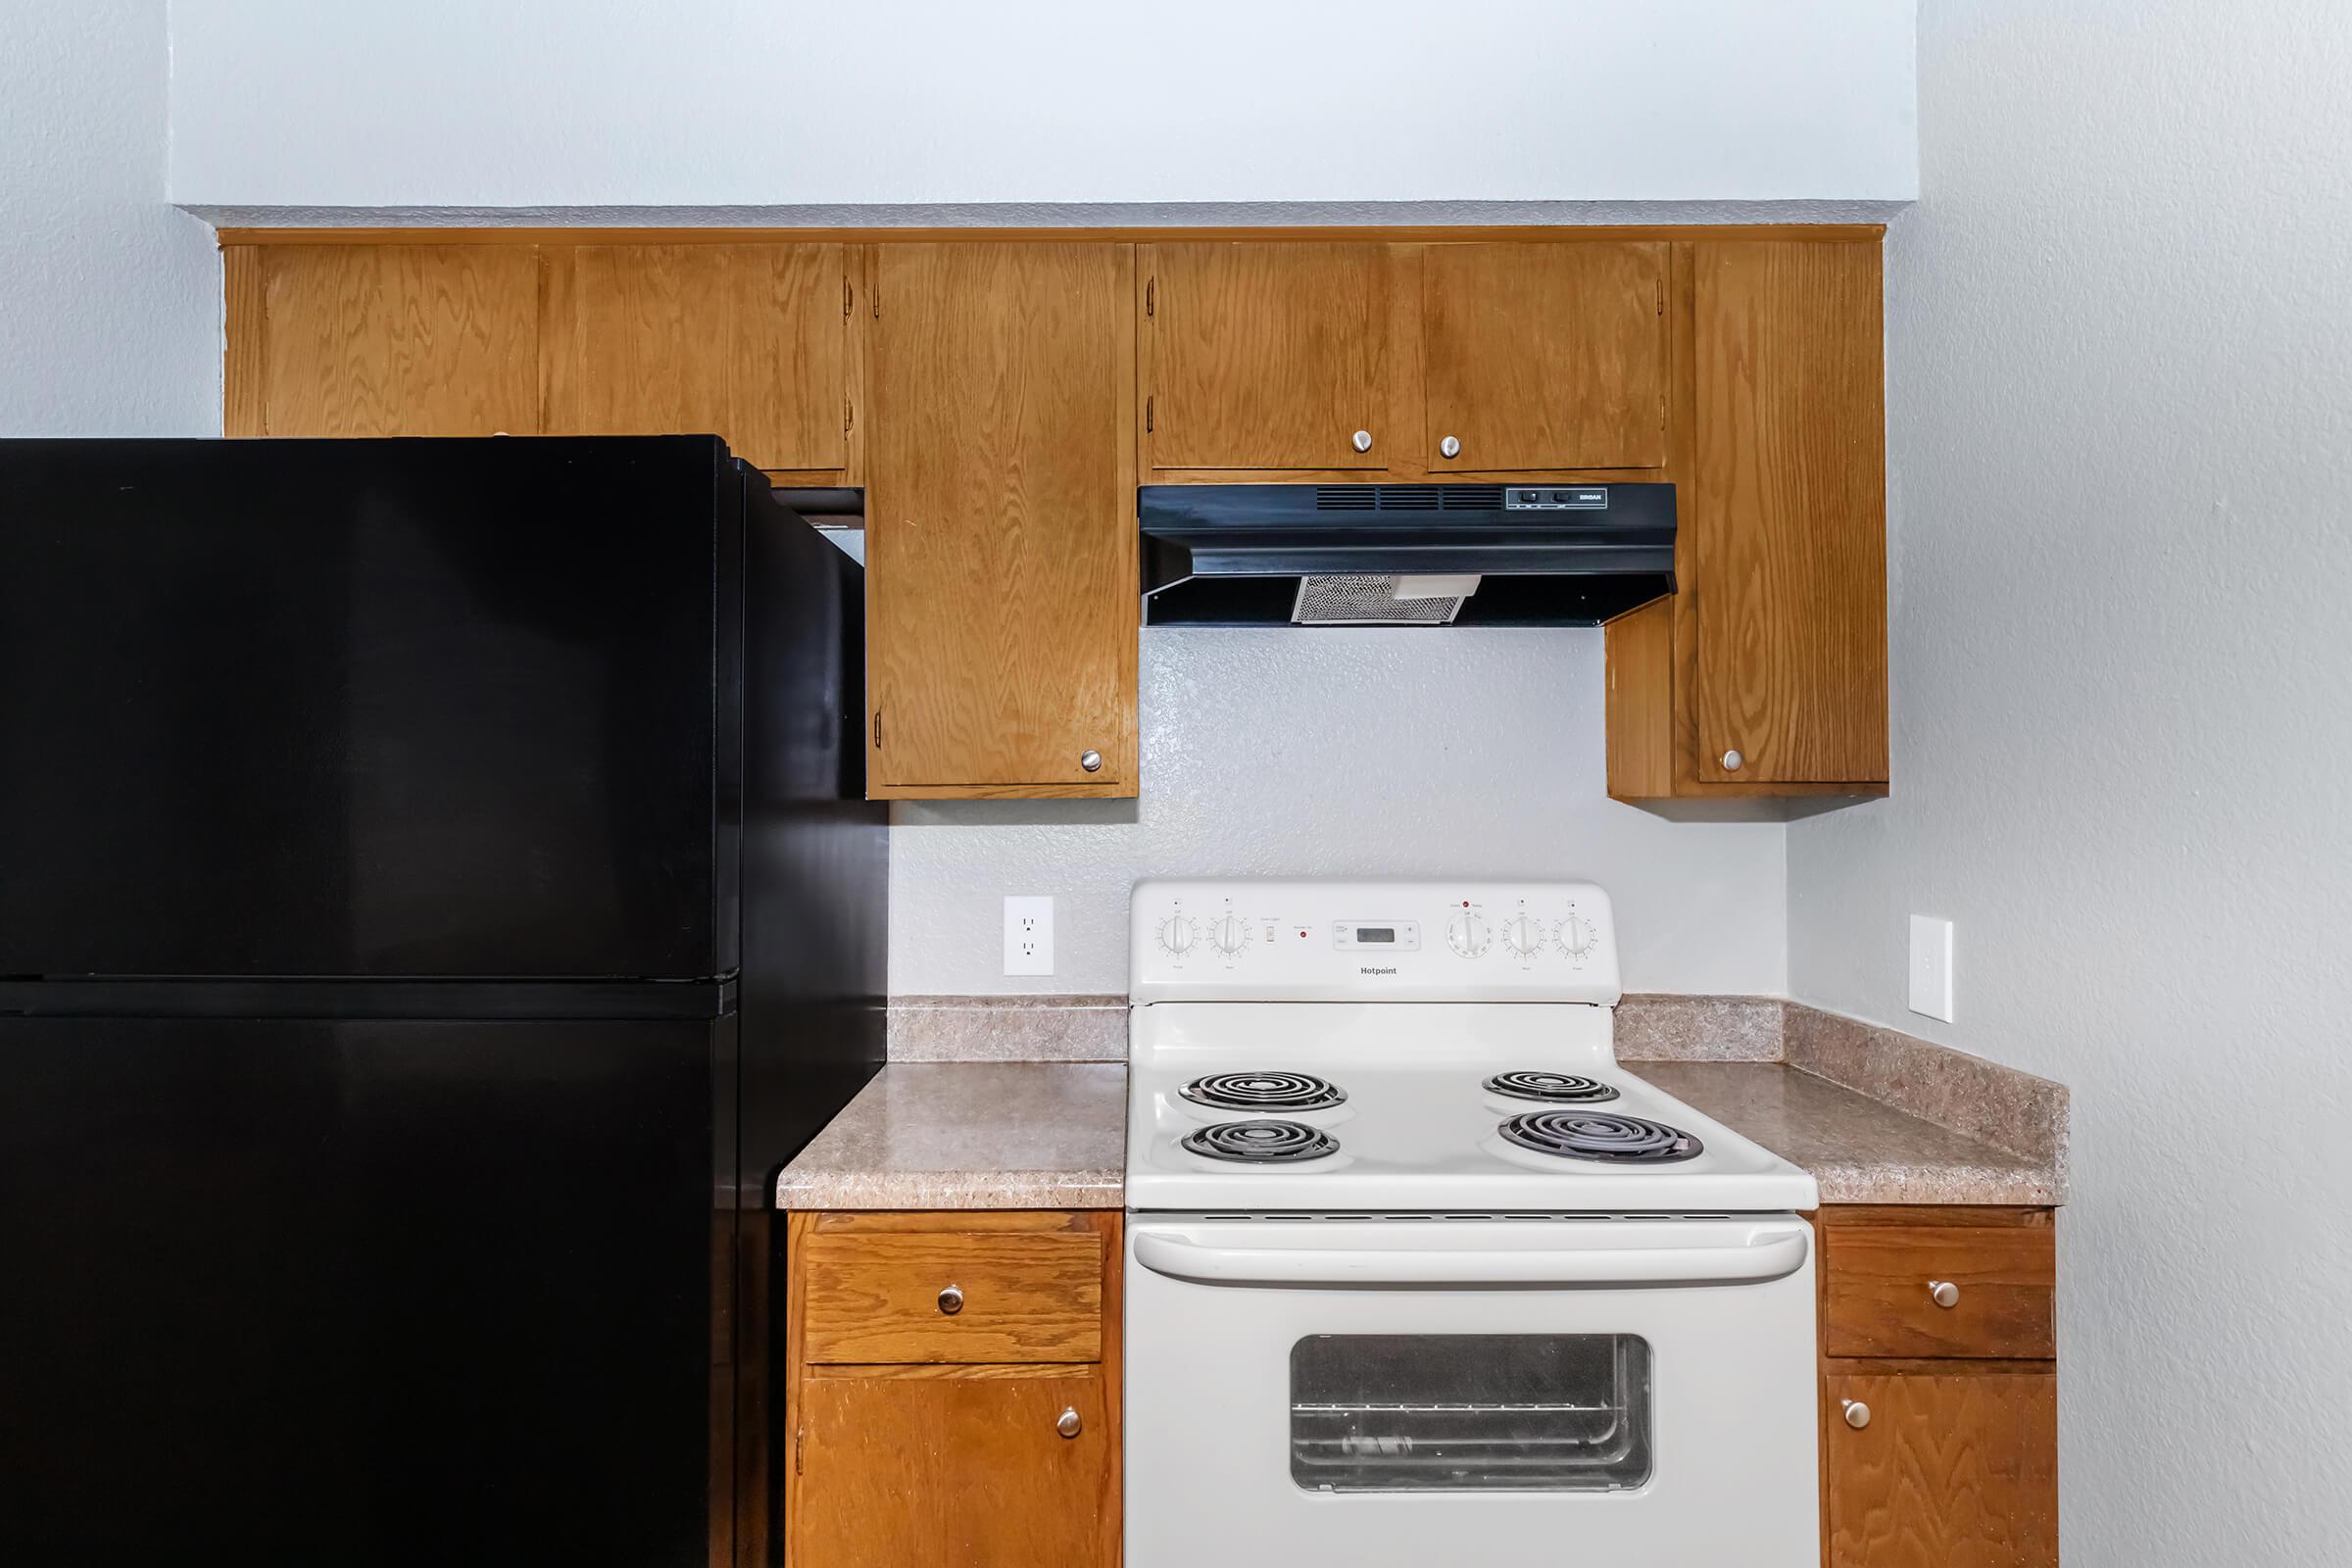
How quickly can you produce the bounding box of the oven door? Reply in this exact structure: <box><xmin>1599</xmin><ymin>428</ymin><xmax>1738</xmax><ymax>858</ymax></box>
<box><xmin>1124</xmin><ymin>1214</ymin><xmax>1818</xmax><ymax>1567</ymax></box>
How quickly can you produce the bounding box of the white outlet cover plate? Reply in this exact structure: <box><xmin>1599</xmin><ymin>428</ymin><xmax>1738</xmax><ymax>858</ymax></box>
<box><xmin>1908</xmin><ymin>914</ymin><xmax>1954</xmax><ymax>1023</ymax></box>
<box><xmin>1004</xmin><ymin>895</ymin><xmax>1054</xmax><ymax>977</ymax></box>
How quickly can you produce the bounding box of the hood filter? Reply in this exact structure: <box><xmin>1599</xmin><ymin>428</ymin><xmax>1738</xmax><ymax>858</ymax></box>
<box><xmin>1292</xmin><ymin>574</ymin><xmax>1480</xmax><ymax>625</ymax></box>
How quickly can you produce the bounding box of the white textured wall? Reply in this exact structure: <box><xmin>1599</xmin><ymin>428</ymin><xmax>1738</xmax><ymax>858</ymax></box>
<box><xmin>0</xmin><ymin>0</ymin><xmax>218</xmax><ymax>434</ymax></box>
<box><xmin>166</xmin><ymin>0</ymin><xmax>1915</xmax><ymax>212</ymax></box>
<box><xmin>1787</xmin><ymin>3</ymin><xmax>2352</xmax><ymax>1560</ymax></box>
<box><xmin>894</xmin><ymin>629</ymin><xmax>1787</xmax><ymax>995</ymax></box>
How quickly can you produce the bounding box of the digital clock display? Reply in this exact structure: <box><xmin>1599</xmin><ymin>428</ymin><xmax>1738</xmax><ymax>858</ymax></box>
<box><xmin>1354</xmin><ymin>927</ymin><xmax>1396</xmax><ymax>943</ymax></box>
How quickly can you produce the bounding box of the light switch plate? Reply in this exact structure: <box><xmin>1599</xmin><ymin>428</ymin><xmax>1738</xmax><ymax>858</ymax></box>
<box><xmin>1004</xmin><ymin>896</ymin><xmax>1054</xmax><ymax>976</ymax></box>
<box><xmin>1908</xmin><ymin>914</ymin><xmax>1955</xmax><ymax>1023</ymax></box>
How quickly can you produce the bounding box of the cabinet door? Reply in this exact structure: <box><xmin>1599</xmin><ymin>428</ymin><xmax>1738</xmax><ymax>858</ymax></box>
<box><xmin>235</xmin><ymin>245</ymin><xmax>541</xmax><ymax>437</ymax></box>
<box><xmin>1826</xmin><ymin>1371</ymin><xmax>2058</xmax><ymax>1568</ymax></box>
<box><xmin>1143</xmin><ymin>241</ymin><xmax>1399</xmax><ymax>470</ymax></box>
<box><xmin>540</xmin><ymin>243</ymin><xmax>854</xmax><ymax>472</ymax></box>
<box><xmin>1692</xmin><ymin>241</ymin><xmax>1887</xmax><ymax>784</ymax></box>
<box><xmin>865</xmin><ymin>244</ymin><xmax>1137</xmax><ymax>796</ymax></box>
<box><xmin>1423</xmin><ymin>242</ymin><xmax>1668</xmax><ymax>469</ymax></box>
<box><xmin>792</xmin><ymin>1373</ymin><xmax>1116</xmax><ymax>1568</ymax></box>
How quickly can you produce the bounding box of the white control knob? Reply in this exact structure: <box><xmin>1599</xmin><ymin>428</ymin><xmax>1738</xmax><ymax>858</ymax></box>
<box><xmin>1558</xmin><ymin>913</ymin><xmax>1596</xmax><ymax>958</ymax></box>
<box><xmin>1159</xmin><ymin>915</ymin><xmax>1198</xmax><ymax>956</ymax></box>
<box><xmin>1501</xmin><ymin>914</ymin><xmax>1545</xmax><ymax>957</ymax></box>
<box><xmin>1446</xmin><ymin>911</ymin><xmax>1491</xmax><ymax>957</ymax></box>
<box><xmin>1208</xmin><ymin>913</ymin><xmax>1250</xmax><ymax>956</ymax></box>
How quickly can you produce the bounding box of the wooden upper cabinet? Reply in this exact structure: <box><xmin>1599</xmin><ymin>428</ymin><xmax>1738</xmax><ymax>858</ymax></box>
<box><xmin>1826</xmin><ymin>1370</ymin><xmax>2059</xmax><ymax>1568</ymax></box>
<box><xmin>1142</xmin><ymin>242</ymin><xmax>1400</xmax><ymax>471</ymax></box>
<box><xmin>864</xmin><ymin>243</ymin><xmax>1138</xmax><ymax>798</ymax></box>
<box><xmin>230</xmin><ymin>244</ymin><xmax>541</xmax><ymax>437</ymax></box>
<box><xmin>1691</xmin><ymin>241</ymin><xmax>1888</xmax><ymax>785</ymax></box>
<box><xmin>1423</xmin><ymin>242</ymin><xmax>1669</xmax><ymax>470</ymax></box>
<box><xmin>539</xmin><ymin>243</ymin><xmax>856</xmax><ymax>473</ymax></box>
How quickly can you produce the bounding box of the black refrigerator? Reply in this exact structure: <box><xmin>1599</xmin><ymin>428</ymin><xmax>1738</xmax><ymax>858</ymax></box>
<box><xmin>0</xmin><ymin>436</ymin><xmax>886</xmax><ymax>1565</ymax></box>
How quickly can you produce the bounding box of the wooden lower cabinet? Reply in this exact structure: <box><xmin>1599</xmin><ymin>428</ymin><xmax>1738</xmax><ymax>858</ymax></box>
<box><xmin>1825</xmin><ymin>1370</ymin><xmax>2059</xmax><ymax>1568</ymax></box>
<box><xmin>794</xmin><ymin>1372</ymin><xmax>1117</xmax><ymax>1567</ymax></box>
<box><xmin>782</xmin><ymin>1209</ymin><xmax>1121</xmax><ymax>1568</ymax></box>
<box><xmin>1818</xmin><ymin>1206</ymin><xmax>2059</xmax><ymax>1567</ymax></box>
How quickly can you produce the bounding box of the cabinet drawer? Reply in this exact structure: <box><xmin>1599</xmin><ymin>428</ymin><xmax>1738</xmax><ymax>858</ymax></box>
<box><xmin>800</xmin><ymin>1226</ymin><xmax>1106</xmax><ymax>1365</ymax></box>
<box><xmin>1825</xmin><ymin>1221</ymin><xmax>2055</xmax><ymax>1359</ymax></box>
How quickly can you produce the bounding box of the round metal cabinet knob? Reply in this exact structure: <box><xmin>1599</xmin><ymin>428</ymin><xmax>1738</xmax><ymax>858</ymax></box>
<box><xmin>1722</xmin><ymin>749</ymin><xmax>1744</xmax><ymax>772</ymax></box>
<box><xmin>1841</xmin><ymin>1399</ymin><xmax>1872</xmax><ymax>1430</ymax></box>
<box><xmin>936</xmin><ymin>1284</ymin><xmax>964</xmax><ymax>1316</ymax></box>
<box><xmin>1930</xmin><ymin>1280</ymin><xmax>1961</xmax><ymax>1309</ymax></box>
<box><xmin>1056</xmin><ymin>1406</ymin><xmax>1083</xmax><ymax>1439</ymax></box>
<box><xmin>1438</xmin><ymin>435</ymin><xmax>1462</xmax><ymax>459</ymax></box>
<box><xmin>1079</xmin><ymin>750</ymin><xmax>1102</xmax><ymax>773</ymax></box>
<box><xmin>1350</xmin><ymin>429</ymin><xmax>1374</xmax><ymax>454</ymax></box>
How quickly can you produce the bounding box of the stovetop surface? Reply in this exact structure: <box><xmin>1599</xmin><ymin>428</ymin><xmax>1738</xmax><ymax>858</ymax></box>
<box><xmin>1125</xmin><ymin>1002</ymin><xmax>1818</xmax><ymax>1213</ymax></box>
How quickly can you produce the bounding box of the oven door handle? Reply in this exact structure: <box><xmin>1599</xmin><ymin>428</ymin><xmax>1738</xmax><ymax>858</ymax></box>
<box><xmin>1131</xmin><ymin>1230</ymin><xmax>1809</xmax><ymax>1288</ymax></box>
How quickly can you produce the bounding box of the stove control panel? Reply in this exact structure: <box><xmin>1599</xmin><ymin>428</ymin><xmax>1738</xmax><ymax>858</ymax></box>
<box><xmin>1132</xmin><ymin>879</ymin><xmax>1619</xmax><ymax>1004</ymax></box>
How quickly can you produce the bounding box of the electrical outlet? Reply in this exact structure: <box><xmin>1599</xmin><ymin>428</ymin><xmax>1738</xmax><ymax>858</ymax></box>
<box><xmin>1908</xmin><ymin>914</ymin><xmax>1954</xmax><ymax>1023</ymax></box>
<box><xmin>1004</xmin><ymin>896</ymin><xmax>1054</xmax><ymax>977</ymax></box>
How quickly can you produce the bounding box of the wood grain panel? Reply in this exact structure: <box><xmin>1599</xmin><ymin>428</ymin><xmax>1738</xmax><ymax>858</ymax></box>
<box><xmin>1692</xmin><ymin>241</ymin><xmax>1887</xmax><ymax>784</ymax></box>
<box><xmin>1604</xmin><ymin>596</ymin><xmax>1677</xmax><ymax>799</ymax></box>
<box><xmin>539</xmin><ymin>243</ymin><xmax>851</xmax><ymax>471</ymax></box>
<box><xmin>1143</xmin><ymin>241</ymin><xmax>1398</xmax><ymax>469</ymax></box>
<box><xmin>220</xmin><ymin>247</ymin><xmax>266</xmax><ymax>436</ymax></box>
<box><xmin>790</xmin><ymin>1373</ymin><xmax>1116</xmax><ymax>1568</ymax></box>
<box><xmin>1423</xmin><ymin>241</ymin><xmax>1668</xmax><ymax>469</ymax></box>
<box><xmin>799</xmin><ymin>1228</ymin><xmax>1104</xmax><ymax>1364</ymax></box>
<box><xmin>1826</xmin><ymin>1371</ymin><xmax>2058</xmax><ymax>1567</ymax></box>
<box><xmin>223</xmin><ymin>222</ymin><xmax>1889</xmax><ymax>248</ymax></box>
<box><xmin>1826</xmin><ymin>1224</ymin><xmax>2055</xmax><ymax>1360</ymax></box>
<box><xmin>864</xmin><ymin>242</ymin><xmax>1137</xmax><ymax>796</ymax></box>
<box><xmin>252</xmin><ymin>245</ymin><xmax>541</xmax><ymax>436</ymax></box>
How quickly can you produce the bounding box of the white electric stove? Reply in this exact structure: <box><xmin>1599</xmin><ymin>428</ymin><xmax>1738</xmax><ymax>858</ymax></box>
<box><xmin>1123</xmin><ymin>879</ymin><xmax>1822</xmax><ymax>1567</ymax></box>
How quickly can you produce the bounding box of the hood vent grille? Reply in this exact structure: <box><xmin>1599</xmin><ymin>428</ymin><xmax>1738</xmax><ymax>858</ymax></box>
<box><xmin>1313</xmin><ymin>485</ymin><xmax>1506</xmax><ymax>513</ymax></box>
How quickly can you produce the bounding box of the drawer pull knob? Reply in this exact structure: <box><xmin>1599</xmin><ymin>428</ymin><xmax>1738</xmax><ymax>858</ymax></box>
<box><xmin>1055</xmin><ymin>1406</ymin><xmax>1083</xmax><ymax>1439</ymax></box>
<box><xmin>1351</xmin><ymin>429</ymin><xmax>1374</xmax><ymax>454</ymax></box>
<box><xmin>1841</xmin><ymin>1398</ymin><xmax>1872</xmax><ymax>1430</ymax></box>
<box><xmin>1930</xmin><ymin>1280</ymin><xmax>1961</xmax><ymax>1308</ymax></box>
<box><xmin>937</xmin><ymin>1284</ymin><xmax>964</xmax><ymax>1316</ymax></box>
<box><xmin>1080</xmin><ymin>749</ymin><xmax>1102</xmax><ymax>773</ymax></box>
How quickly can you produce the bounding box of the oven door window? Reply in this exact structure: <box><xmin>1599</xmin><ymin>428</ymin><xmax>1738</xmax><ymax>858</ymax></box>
<box><xmin>1290</xmin><ymin>1334</ymin><xmax>1653</xmax><ymax>1493</ymax></box>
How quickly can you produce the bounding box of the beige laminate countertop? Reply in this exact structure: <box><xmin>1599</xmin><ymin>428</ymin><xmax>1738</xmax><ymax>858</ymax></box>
<box><xmin>1630</xmin><ymin>1061</ymin><xmax>2060</xmax><ymax>1205</ymax></box>
<box><xmin>776</xmin><ymin>1058</ymin><xmax>2061</xmax><ymax>1211</ymax></box>
<box><xmin>775</xmin><ymin>1062</ymin><xmax>1126</xmax><ymax>1210</ymax></box>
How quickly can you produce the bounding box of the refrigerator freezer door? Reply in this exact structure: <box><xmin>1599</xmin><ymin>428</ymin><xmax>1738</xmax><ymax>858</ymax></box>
<box><xmin>0</xmin><ymin>1011</ymin><xmax>731</xmax><ymax>1564</ymax></box>
<box><xmin>0</xmin><ymin>437</ymin><xmax>740</xmax><ymax>981</ymax></box>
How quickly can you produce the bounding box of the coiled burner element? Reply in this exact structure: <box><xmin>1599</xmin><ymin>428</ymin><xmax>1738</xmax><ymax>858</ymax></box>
<box><xmin>1182</xmin><ymin>1071</ymin><xmax>1347</xmax><ymax>1112</ymax></box>
<box><xmin>1498</xmin><ymin>1111</ymin><xmax>1702</xmax><ymax>1164</ymax></box>
<box><xmin>1483</xmin><ymin>1071</ymin><xmax>1619</xmax><ymax>1104</ymax></box>
<box><xmin>1182</xmin><ymin>1119</ymin><xmax>1341</xmax><ymax>1164</ymax></box>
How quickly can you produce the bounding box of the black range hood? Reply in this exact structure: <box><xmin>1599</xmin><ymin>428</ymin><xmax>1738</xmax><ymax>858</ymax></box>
<box><xmin>1140</xmin><ymin>483</ymin><xmax>1677</xmax><ymax>626</ymax></box>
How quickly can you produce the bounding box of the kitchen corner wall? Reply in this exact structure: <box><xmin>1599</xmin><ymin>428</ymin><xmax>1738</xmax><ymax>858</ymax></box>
<box><xmin>892</xmin><ymin>628</ymin><xmax>1787</xmax><ymax>997</ymax></box>
<box><xmin>1787</xmin><ymin>3</ymin><xmax>2352</xmax><ymax>1563</ymax></box>
<box><xmin>0</xmin><ymin>1</ymin><xmax>218</xmax><ymax>436</ymax></box>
